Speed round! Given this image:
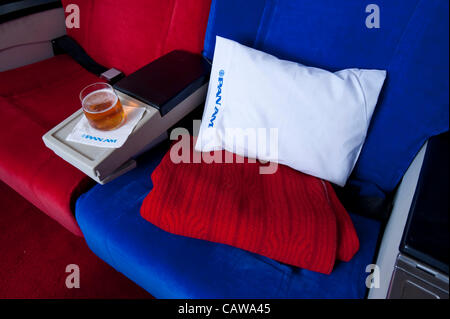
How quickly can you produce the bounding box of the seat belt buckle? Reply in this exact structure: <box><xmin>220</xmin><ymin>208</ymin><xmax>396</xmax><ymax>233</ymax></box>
<box><xmin>100</xmin><ymin>68</ymin><xmax>124</xmax><ymax>84</ymax></box>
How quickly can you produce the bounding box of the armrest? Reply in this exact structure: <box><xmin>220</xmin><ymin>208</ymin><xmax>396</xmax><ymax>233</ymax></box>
<box><xmin>400</xmin><ymin>132</ymin><xmax>449</xmax><ymax>273</ymax></box>
<box><xmin>0</xmin><ymin>0</ymin><xmax>61</xmax><ymax>23</ymax></box>
<box><xmin>113</xmin><ymin>50</ymin><xmax>211</xmax><ymax>116</ymax></box>
<box><xmin>43</xmin><ymin>51</ymin><xmax>211</xmax><ymax>184</ymax></box>
<box><xmin>367</xmin><ymin>141</ymin><xmax>428</xmax><ymax>298</ymax></box>
<box><xmin>369</xmin><ymin>132</ymin><xmax>449</xmax><ymax>299</ymax></box>
<box><xmin>0</xmin><ymin>7</ymin><xmax>65</xmax><ymax>71</ymax></box>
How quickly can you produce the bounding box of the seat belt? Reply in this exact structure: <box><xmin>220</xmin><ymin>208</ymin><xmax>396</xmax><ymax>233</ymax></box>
<box><xmin>51</xmin><ymin>35</ymin><xmax>124</xmax><ymax>84</ymax></box>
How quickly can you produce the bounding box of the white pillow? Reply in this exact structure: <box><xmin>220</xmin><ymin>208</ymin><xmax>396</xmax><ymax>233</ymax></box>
<box><xmin>195</xmin><ymin>36</ymin><xmax>386</xmax><ymax>186</ymax></box>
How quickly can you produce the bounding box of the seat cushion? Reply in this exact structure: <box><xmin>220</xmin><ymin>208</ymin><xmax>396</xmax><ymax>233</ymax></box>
<box><xmin>76</xmin><ymin>143</ymin><xmax>382</xmax><ymax>298</ymax></box>
<box><xmin>0</xmin><ymin>54</ymin><xmax>101</xmax><ymax>235</ymax></box>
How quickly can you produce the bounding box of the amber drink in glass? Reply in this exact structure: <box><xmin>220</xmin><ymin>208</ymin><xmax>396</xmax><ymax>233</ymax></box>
<box><xmin>80</xmin><ymin>82</ymin><xmax>124</xmax><ymax>130</ymax></box>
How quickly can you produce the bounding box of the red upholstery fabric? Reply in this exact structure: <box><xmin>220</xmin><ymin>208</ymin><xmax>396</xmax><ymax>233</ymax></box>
<box><xmin>62</xmin><ymin>0</ymin><xmax>211</xmax><ymax>75</ymax></box>
<box><xmin>1</xmin><ymin>1</ymin><xmax>210</xmax><ymax>235</ymax></box>
<box><xmin>0</xmin><ymin>55</ymin><xmax>101</xmax><ymax>236</ymax></box>
<box><xmin>141</xmin><ymin>140</ymin><xmax>359</xmax><ymax>274</ymax></box>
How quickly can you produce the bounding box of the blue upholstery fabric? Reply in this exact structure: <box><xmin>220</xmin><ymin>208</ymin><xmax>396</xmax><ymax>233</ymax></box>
<box><xmin>74</xmin><ymin>0</ymin><xmax>448</xmax><ymax>298</ymax></box>
<box><xmin>76</xmin><ymin>145</ymin><xmax>381</xmax><ymax>298</ymax></box>
<box><xmin>203</xmin><ymin>0</ymin><xmax>449</xmax><ymax>198</ymax></box>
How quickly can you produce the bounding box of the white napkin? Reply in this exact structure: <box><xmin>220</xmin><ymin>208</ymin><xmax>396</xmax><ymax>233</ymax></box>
<box><xmin>66</xmin><ymin>106</ymin><xmax>145</xmax><ymax>148</ymax></box>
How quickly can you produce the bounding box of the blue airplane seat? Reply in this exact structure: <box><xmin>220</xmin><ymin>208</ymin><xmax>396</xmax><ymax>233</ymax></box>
<box><xmin>76</xmin><ymin>143</ymin><xmax>381</xmax><ymax>298</ymax></box>
<box><xmin>75</xmin><ymin>0</ymin><xmax>448</xmax><ymax>298</ymax></box>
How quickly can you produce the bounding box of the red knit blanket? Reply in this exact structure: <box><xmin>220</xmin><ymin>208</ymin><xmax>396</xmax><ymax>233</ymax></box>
<box><xmin>141</xmin><ymin>141</ymin><xmax>359</xmax><ymax>274</ymax></box>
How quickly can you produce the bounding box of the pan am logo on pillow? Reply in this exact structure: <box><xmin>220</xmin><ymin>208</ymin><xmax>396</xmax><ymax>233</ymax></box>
<box><xmin>208</xmin><ymin>69</ymin><xmax>225</xmax><ymax>128</ymax></box>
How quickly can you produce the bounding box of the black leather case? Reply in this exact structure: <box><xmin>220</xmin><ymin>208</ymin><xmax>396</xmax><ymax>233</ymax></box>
<box><xmin>113</xmin><ymin>50</ymin><xmax>211</xmax><ymax>116</ymax></box>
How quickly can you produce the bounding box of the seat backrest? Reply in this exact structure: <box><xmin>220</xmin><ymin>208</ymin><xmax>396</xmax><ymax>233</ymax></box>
<box><xmin>62</xmin><ymin>0</ymin><xmax>211</xmax><ymax>75</ymax></box>
<box><xmin>202</xmin><ymin>0</ymin><xmax>449</xmax><ymax>200</ymax></box>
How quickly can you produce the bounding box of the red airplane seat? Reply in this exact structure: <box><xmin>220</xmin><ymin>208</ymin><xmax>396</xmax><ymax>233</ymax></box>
<box><xmin>0</xmin><ymin>0</ymin><xmax>211</xmax><ymax>235</ymax></box>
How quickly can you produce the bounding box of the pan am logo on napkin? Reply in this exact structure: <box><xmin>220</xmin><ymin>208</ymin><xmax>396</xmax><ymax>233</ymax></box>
<box><xmin>208</xmin><ymin>69</ymin><xmax>225</xmax><ymax>128</ymax></box>
<box><xmin>81</xmin><ymin>134</ymin><xmax>117</xmax><ymax>144</ymax></box>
